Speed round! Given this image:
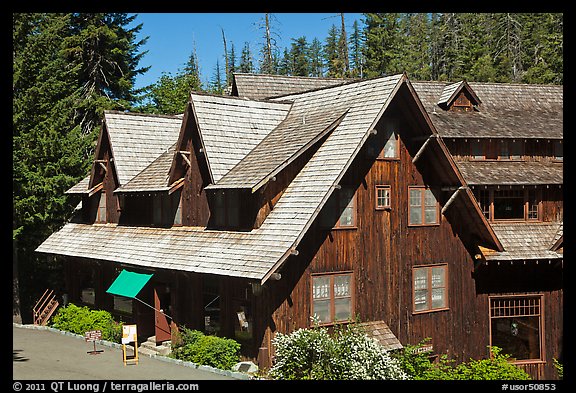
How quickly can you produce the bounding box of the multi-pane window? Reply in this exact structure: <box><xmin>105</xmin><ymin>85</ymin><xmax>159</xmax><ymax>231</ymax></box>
<box><xmin>321</xmin><ymin>188</ymin><xmax>356</xmax><ymax>228</ymax></box>
<box><xmin>490</xmin><ymin>295</ymin><xmax>543</xmax><ymax>361</ymax></box>
<box><xmin>413</xmin><ymin>264</ymin><xmax>448</xmax><ymax>313</ymax></box>
<box><xmin>476</xmin><ymin>189</ymin><xmax>490</xmax><ymax>220</ymax></box>
<box><xmin>409</xmin><ymin>187</ymin><xmax>439</xmax><ymax>225</ymax></box>
<box><xmin>375</xmin><ymin>185</ymin><xmax>391</xmax><ymax>210</ymax></box>
<box><xmin>312</xmin><ymin>272</ymin><xmax>353</xmax><ymax>325</ymax></box>
<box><xmin>499</xmin><ymin>139</ymin><xmax>524</xmax><ymax>160</ymax></box>
<box><xmin>96</xmin><ymin>191</ymin><xmax>106</xmax><ymax>223</ymax></box>
<box><xmin>473</xmin><ymin>187</ymin><xmax>541</xmax><ymax>222</ymax></box>
<box><xmin>493</xmin><ymin>189</ymin><xmax>525</xmax><ymax>220</ymax></box>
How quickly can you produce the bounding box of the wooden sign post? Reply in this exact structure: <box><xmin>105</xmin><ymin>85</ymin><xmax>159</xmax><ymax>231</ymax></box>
<box><xmin>85</xmin><ymin>330</ymin><xmax>104</xmax><ymax>355</ymax></box>
<box><xmin>121</xmin><ymin>324</ymin><xmax>138</xmax><ymax>365</ymax></box>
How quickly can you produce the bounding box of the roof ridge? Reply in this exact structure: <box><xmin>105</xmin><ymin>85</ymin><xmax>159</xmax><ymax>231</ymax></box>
<box><xmin>104</xmin><ymin>110</ymin><xmax>183</xmax><ymax>120</ymax></box>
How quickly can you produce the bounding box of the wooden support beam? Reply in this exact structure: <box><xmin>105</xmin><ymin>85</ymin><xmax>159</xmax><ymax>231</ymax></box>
<box><xmin>441</xmin><ymin>186</ymin><xmax>467</xmax><ymax>215</ymax></box>
<box><xmin>168</xmin><ymin>177</ymin><xmax>185</xmax><ymax>195</ymax></box>
<box><xmin>98</xmin><ymin>162</ymin><xmax>107</xmax><ymax>171</ymax></box>
<box><xmin>412</xmin><ymin>135</ymin><xmax>438</xmax><ymax>164</ymax></box>
<box><xmin>87</xmin><ymin>182</ymin><xmax>104</xmax><ymax>197</ymax></box>
<box><xmin>179</xmin><ymin>151</ymin><xmax>191</xmax><ymax>166</ymax></box>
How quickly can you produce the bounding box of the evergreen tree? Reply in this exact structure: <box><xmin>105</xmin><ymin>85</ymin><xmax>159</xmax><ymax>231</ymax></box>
<box><xmin>309</xmin><ymin>38</ymin><xmax>324</xmax><ymax>77</ymax></box>
<box><xmin>348</xmin><ymin>20</ymin><xmax>363</xmax><ymax>78</ymax></box>
<box><xmin>290</xmin><ymin>36</ymin><xmax>310</xmax><ymax>76</ymax></box>
<box><xmin>278</xmin><ymin>47</ymin><xmax>292</xmax><ymax>76</ymax></box>
<box><xmin>62</xmin><ymin>13</ymin><xmax>149</xmax><ymax>135</ymax></box>
<box><xmin>209</xmin><ymin>59</ymin><xmax>225</xmax><ymax>94</ymax></box>
<box><xmin>13</xmin><ymin>12</ymin><xmax>149</xmax><ymax>322</ymax></box>
<box><xmin>325</xmin><ymin>24</ymin><xmax>342</xmax><ymax>77</ymax></box>
<box><xmin>239</xmin><ymin>41</ymin><xmax>254</xmax><ymax>73</ymax></box>
<box><xmin>361</xmin><ymin>13</ymin><xmax>402</xmax><ymax>78</ymax></box>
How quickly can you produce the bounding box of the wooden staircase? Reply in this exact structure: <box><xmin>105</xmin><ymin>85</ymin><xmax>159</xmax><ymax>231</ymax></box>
<box><xmin>33</xmin><ymin>289</ymin><xmax>59</xmax><ymax>326</ymax></box>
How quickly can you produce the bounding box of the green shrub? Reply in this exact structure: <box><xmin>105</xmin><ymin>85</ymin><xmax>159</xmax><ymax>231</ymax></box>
<box><xmin>268</xmin><ymin>323</ymin><xmax>408</xmax><ymax>380</ymax></box>
<box><xmin>393</xmin><ymin>339</ymin><xmax>531</xmax><ymax>380</ymax></box>
<box><xmin>170</xmin><ymin>326</ymin><xmax>241</xmax><ymax>370</ymax></box>
<box><xmin>51</xmin><ymin>303</ymin><xmax>122</xmax><ymax>342</ymax></box>
<box><xmin>553</xmin><ymin>358</ymin><xmax>563</xmax><ymax>380</ymax></box>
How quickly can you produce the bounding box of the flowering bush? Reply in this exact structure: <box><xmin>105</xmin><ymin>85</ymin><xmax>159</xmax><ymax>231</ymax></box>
<box><xmin>268</xmin><ymin>322</ymin><xmax>409</xmax><ymax>380</ymax></box>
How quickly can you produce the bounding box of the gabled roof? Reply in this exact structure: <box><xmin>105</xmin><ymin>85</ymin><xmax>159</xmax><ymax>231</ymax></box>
<box><xmin>104</xmin><ymin>111</ymin><xmax>182</xmax><ymax>185</ymax></box>
<box><xmin>37</xmin><ymin>75</ymin><xmax>409</xmax><ymax>282</ymax></box>
<box><xmin>115</xmin><ymin>143</ymin><xmax>176</xmax><ymax>193</ymax></box>
<box><xmin>437</xmin><ymin>80</ymin><xmax>481</xmax><ymax>108</ymax></box>
<box><xmin>206</xmin><ymin>104</ymin><xmax>349</xmax><ymax>192</ymax></box>
<box><xmin>64</xmin><ymin>112</ymin><xmax>183</xmax><ymax>194</ymax></box>
<box><xmin>412</xmin><ymin>81</ymin><xmax>563</xmax><ymax>139</ymax></box>
<box><xmin>190</xmin><ymin>93</ymin><xmax>291</xmax><ymax>183</ymax></box>
<box><xmin>37</xmin><ymin>74</ymin><xmax>504</xmax><ymax>283</ymax></box>
<box><xmin>231</xmin><ymin>72</ymin><xmax>354</xmax><ymax>100</ymax></box>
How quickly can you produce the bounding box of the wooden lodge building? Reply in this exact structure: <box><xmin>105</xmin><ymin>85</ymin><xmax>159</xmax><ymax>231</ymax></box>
<box><xmin>36</xmin><ymin>73</ymin><xmax>563</xmax><ymax>379</ymax></box>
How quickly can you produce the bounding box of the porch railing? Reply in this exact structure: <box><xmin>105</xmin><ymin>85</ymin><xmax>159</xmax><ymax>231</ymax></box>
<box><xmin>32</xmin><ymin>289</ymin><xmax>59</xmax><ymax>326</ymax></box>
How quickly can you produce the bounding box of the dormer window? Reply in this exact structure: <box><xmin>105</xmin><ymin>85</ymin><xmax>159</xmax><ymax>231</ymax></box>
<box><xmin>212</xmin><ymin>190</ymin><xmax>240</xmax><ymax>228</ymax></box>
<box><xmin>437</xmin><ymin>81</ymin><xmax>481</xmax><ymax>112</ymax></box>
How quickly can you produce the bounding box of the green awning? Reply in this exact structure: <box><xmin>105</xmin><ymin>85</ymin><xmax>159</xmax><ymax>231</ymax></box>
<box><xmin>106</xmin><ymin>269</ymin><xmax>153</xmax><ymax>299</ymax></box>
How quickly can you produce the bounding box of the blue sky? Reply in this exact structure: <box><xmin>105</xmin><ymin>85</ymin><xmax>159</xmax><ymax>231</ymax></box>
<box><xmin>130</xmin><ymin>13</ymin><xmax>365</xmax><ymax>90</ymax></box>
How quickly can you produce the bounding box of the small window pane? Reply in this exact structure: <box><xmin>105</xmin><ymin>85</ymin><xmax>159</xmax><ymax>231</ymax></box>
<box><xmin>431</xmin><ymin>288</ymin><xmax>446</xmax><ymax>309</ymax></box>
<box><xmin>431</xmin><ymin>267</ymin><xmax>445</xmax><ymax>288</ymax></box>
<box><xmin>414</xmin><ymin>268</ymin><xmax>428</xmax><ymax>290</ymax></box>
<box><xmin>414</xmin><ymin>290</ymin><xmax>429</xmax><ymax>312</ymax></box>
<box><xmin>510</xmin><ymin>140</ymin><xmax>523</xmax><ymax>160</ymax></box>
<box><xmin>376</xmin><ymin>186</ymin><xmax>391</xmax><ymax>209</ymax></box>
<box><xmin>334</xmin><ymin>275</ymin><xmax>351</xmax><ymax>297</ymax></box>
<box><xmin>410</xmin><ymin>207</ymin><xmax>422</xmax><ymax>225</ymax></box>
<box><xmin>114</xmin><ymin>296</ymin><xmax>133</xmax><ymax>314</ymax></box>
<box><xmin>338</xmin><ymin>189</ymin><xmax>355</xmax><ymax>227</ymax></box>
<box><xmin>313</xmin><ymin>299</ymin><xmax>331</xmax><ymax>323</ymax></box>
<box><xmin>471</xmin><ymin>140</ymin><xmax>483</xmax><ymax>159</ymax></box>
<box><xmin>334</xmin><ymin>298</ymin><xmax>352</xmax><ymax>321</ymax></box>
<box><xmin>313</xmin><ymin>276</ymin><xmax>330</xmax><ymax>299</ymax></box>
<box><xmin>174</xmin><ymin>195</ymin><xmax>182</xmax><ymax>225</ymax></box>
<box><xmin>214</xmin><ymin>192</ymin><xmax>225</xmax><ymax>227</ymax></box>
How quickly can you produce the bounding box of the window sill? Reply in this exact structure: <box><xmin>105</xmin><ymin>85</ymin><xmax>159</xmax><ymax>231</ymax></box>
<box><xmin>412</xmin><ymin>307</ymin><xmax>449</xmax><ymax>315</ymax></box>
<box><xmin>331</xmin><ymin>226</ymin><xmax>358</xmax><ymax>231</ymax></box>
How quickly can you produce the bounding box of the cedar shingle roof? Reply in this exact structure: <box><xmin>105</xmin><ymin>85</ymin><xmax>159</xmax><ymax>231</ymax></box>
<box><xmin>357</xmin><ymin>321</ymin><xmax>403</xmax><ymax>351</ymax></box>
<box><xmin>64</xmin><ymin>112</ymin><xmax>183</xmax><ymax>194</ymax></box>
<box><xmin>457</xmin><ymin>160</ymin><xmax>563</xmax><ymax>185</ymax></box>
<box><xmin>37</xmin><ymin>75</ymin><xmax>408</xmax><ymax>282</ymax></box>
<box><xmin>231</xmin><ymin>73</ymin><xmax>354</xmax><ymax>100</ymax></box>
<box><xmin>105</xmin><ymin>111</ymin><xmax>182</xmax><ymax>185</ymax></box>
<box><xmin>481</xmin><ymin>222</ymin><xmax>563</xmax><ymax>261</ymax></box>
<box><xmin>115</xmin><ymin>144</ymin><xmax>176</xmax><ymax>193</ymax></box>
<box><xmin>191</xmin><ymin>94</ymin><xmax>291</xmax><ymax>183</ymax></box>
<box><xmin>412</xmin><ymin>81</ymin><xmax>563</xmax><ymax>139</ymax></box>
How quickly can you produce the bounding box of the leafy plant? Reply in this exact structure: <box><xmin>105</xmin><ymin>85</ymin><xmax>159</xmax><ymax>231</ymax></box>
<box><xmin>268</xmin><ymin>321</ymin><xmax>408</xmax><ymax>380</ymax></box>
<box><xmin>170</xmin><ymin>326</ymin><xmax>241</xmax><ymax>370</ymax></box>
<box><xmin>393</xmin><ymin>339</ymin><xmax>531</xmax><ymax>380</ymax></box>
<box><xmin>50</xmin><ymin>303</ymin><xmax>122</xmax><ymax>342</ymax></box>
<box><xmin>553</xmin><ymin>358</ymin><xmax>563</xmax><ymax>380</ymax></box>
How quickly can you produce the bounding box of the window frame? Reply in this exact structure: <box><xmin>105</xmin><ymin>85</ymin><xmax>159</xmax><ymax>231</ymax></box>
<box><xmin>488</xmin><ymin>294</ymin><xmax>545</xmax><ymax>364</ymax></box>
<box><xmin>377</xmin><ymin>128</ymin><xmax>400</xmax><ymax>160</ymax></box>
<box><xmin>473</xmin><ymin>187</ymin><xmax>542</xmax><ymax>222</ymax></box>
<box><xmin>553</xmin><ymin>140</ymin><xmax>563</xmax><ymax>162</ymax></box>
<box><xmin>408</xmin><ymin>186</ymin><xmax>440</xmax><ymax>226</ymax></box>
<box><xmin>498</xmin><ymin>139</ymin><xmax>524</xmax><ymax>161</ymax></box>
<box><xmin>375</xmin><ymin>185</ymin><xmax>392</xmax><ymax>210</ymax></box>
<box><xmin>96</xmin><ymin>191</ymin><xmax>107</xmax><ymax>223</ymax></box>
<box><xmin>412</xmin><ymin>263</ymin><xmax>449</xmax><ymax>314</ymax></box>
<box><xmin>311</xmin><ymin>271</ymin><xmax>354</xmax><ymax>326</ymax></box>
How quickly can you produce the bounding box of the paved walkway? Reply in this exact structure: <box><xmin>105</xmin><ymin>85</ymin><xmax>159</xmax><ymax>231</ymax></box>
<box><xmin>13</xmin><ymin>324</ymin><xmax>246</xmax><ymax>381</ymax></box>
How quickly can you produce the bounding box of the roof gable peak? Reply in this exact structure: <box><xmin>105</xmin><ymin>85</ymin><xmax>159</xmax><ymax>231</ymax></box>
<box><xmin>437</xmin><ymin>80</ymin><xmax>481</xmax><ymax>111</ymax></box>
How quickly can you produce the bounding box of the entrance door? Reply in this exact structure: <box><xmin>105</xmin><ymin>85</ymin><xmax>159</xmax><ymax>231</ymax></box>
<box><xmin>154</xmin><ymin>285</ymin><xmax>172</xmax><ymax>343</ymax></box>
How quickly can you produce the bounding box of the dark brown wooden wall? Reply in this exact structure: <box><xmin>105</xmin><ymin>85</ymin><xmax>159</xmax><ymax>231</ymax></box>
<box><xmin>252</xmin><ymin>109</ymin><xmax>562</xmax><ymax>379</ymax></box>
